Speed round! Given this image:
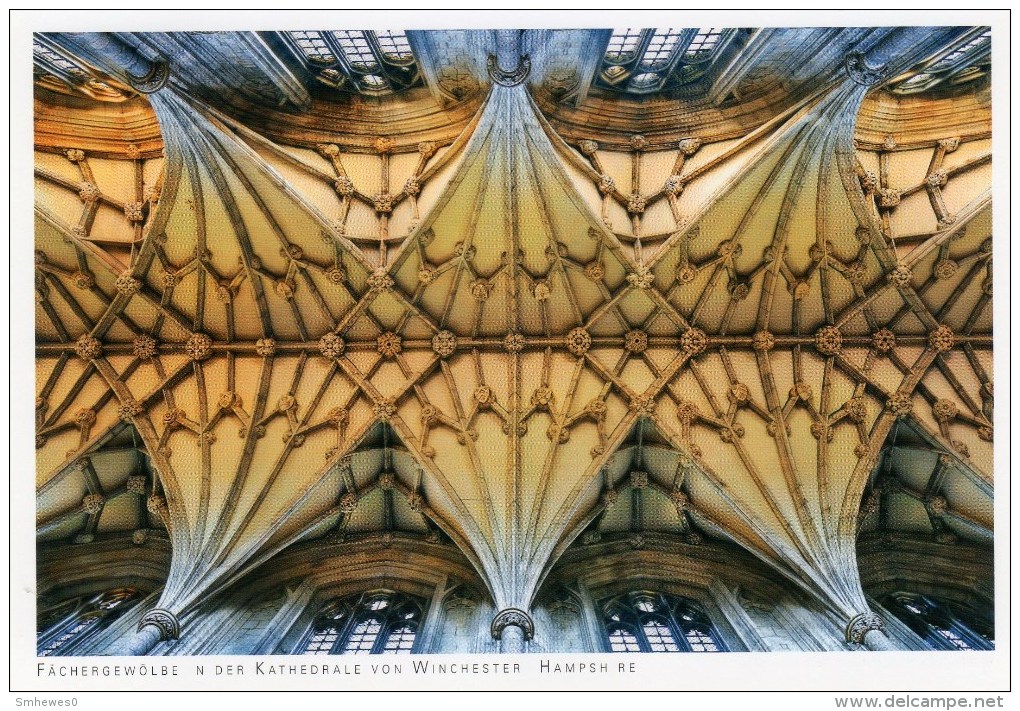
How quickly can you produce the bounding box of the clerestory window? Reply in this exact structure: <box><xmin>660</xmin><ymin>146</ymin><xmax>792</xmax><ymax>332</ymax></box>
<box><xmin>300</xmin><ymin>590</ymin><xmax>424</xmax><ymax>655</ymax></box>
<box><xmin>597</xmin><ymin>27</ymin><xmax>739</xmax><ymax>95</ymax></box>
<box><xmin>282</xmin><ymin>30</ymin><xmax>422</xmax><ymax>96</ymax></box>
<box><xmin>37</xmin><ymin>588</ymin><xmax>141</xmax><ymax>656</ymax></box>
<box><xmin>890</xmin><ymin>28</ymin><xmax>990</xmax><ymax>95</ymax></box>
<box><xmin>884</xmin><ymin>593</ymin><xmax>993</xmax><ymax>651</ymax></box>
<box><xmin>600</xmin><ymin>591</ymin><xmax>726</xmax><ymax>653</ymax></box>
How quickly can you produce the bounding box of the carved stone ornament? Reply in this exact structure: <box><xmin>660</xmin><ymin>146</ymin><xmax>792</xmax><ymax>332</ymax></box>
<box><xmin>417</xmin><ymin>264</ymin><xmax>436</xmax><ymax>285</ymax></box>
<box><xmin>378</xmin><ymin>471</ymin><xmax>396</xmax><ymax>490</ymax></box>
<box><xmin>132</xmin><ymin>529</ymin><xmax>148</xmax><ymax>545</ymax></box>
<box><xmin>675</xmin><ymin>263</ymin><xmax>697</xmax><ymax>284</ymax></box>
<box><xmin>470</xmin><ymin>279</ymin><xmax>492</xmax><ymax>301</ymax></box>
<box><xmin>185</xmin><ymin>332</ymin><xmax>213</xmax><ymax>361</ymax></box>
<box><xmin>65</xmin><ymin>149</ymin><xmax>85</xmax><ymax>162</ymax></box>
<box><xmin>870</xmin><ymin>185</ymin><xmax>901</xmax><ymax>209</ymax></box>
<box><xmin>490</xmin><ymin>608</ymin><xmax>535</xmax><ymax>640</ymax></box>
<box><xmin>676</xmin><ymin>399</ymin><xmax>699</xmax><ymax>424</ymax></box>
<box><xmin>938</xmin><ymin>137</ymin><xmax>961</xmax><ymax>153</ymax></box>
<box><xmin>925</xmin><ymin>495</ymin><xmax>948</xmax><ymax>516</ymax></box>
<box><xmin>527</xmin><ymin>279</ymin><xmax>550</xmax><ymax>302</ymax></box>
<box><xmin>678</xmin><ymin>138</ymin><xmax>702</xmax><ymax>155</ymax></box>
<box><xmin>630</xmin><ymin>471</ymin><xmax>649</xmax><ymax>489</ymax></box>
<box><xmin>814</xmin><ymin>326</ymin><xmax>843</xmax><ymax>356</ymax></box>
<box><xmin>81</xmin><ymin>493</ymin><xmax>105</xmax><ymax>515</ymax></box>
<box><xmin>928</xmin><ymin>325</ymin><xmax>955</xmax><ymax>352</ymax></box>
<box><xmin>680</xmin><ymin>327</ymin><xmax>708</xmax><ymax>356</ymax></box>
<box><xmin>75</xmin><ymin>334</ymin><xmax>103</xmax><ymax>361</ymax></box>
<box><xmin>933</xmin><ymin>398</ymin><xmax>958</xmax><ymax>421</ymax></box>
<box><xmin>729</xmin><ymin>383</ymin><xmax>750</xmax><ymax>404</ymax></box>
<box><xmin>373</xmin><ymin>400</ymin><xmax>396</xmax><ymax>422</ymax></box>
<box><xmin>339</xmin><ymin>492</ymin><xmax>358</xmax><ymax>513</ymax></box>
<box><xmin>124</xmin><ymin>202</ymin><xmax>145</xmax><ymax>223</ymax></box>
<box><xmin>886</xmin><ymin>391</ymin><xmax>913</xmax><ymax>418</ymax></box>
<box><xmin>629</xmin><ymin>134</ymin><xmax>648</xmax><ymax>151</ymax></box>
<box><xmin>114</xmin><ymin>271</ymin><xmax>142</xmax><ymax>296</ymax></box>
<box><xmin>132</xmin><ymin>335</ymin><xmax>158</xmax><ymax>360</ymax></box>
<box><xmin>403</xmin><ymin>177</ymin><xmax>421</xmax><ymax>196</ymax></box>
<box><xmin>845</xmin><ymin>611</ymin><xmax>885</xmax><ymax>644</ymax></box>
<box><xmin>373</xmin><ymin>136</ymin><xmax>396</xmax><ymax>154</ymax></box>
<box><xmin>319</xmin><ymin>333</ymin><xmax>345</xmax><ymax>360</ymax></box>
<box><xmin>566</xmin><ymin>327</ymin><xmax>592</xmax><ymax>357</ymax></box>
<box><xmin>627</xmin><ymin>193</ymin><xmax>647</xmax><ymax>214</ymax></box>
<box><xmin>431</xmin><ymin>330</ymin><xmax>458</xmax><ymax>358</ymax></box>
<box><xmin>623</xmin><ymin>329</ymin><xmax>648</xmax><ymax>354</ymax></box>
<box><xmin>417</xmin><ymin>141</ymin><xmax>437</xmax><ymax>157</ymax></box>
<box><xmin>625</xmin><ymin>267</ymin><xmax>655</xmax><ymax>291</ymax></box>
<box><xmin>663</xmin><ymin>175</ymin><xmax>683</xmax><ymax>197</ymax></box>
<box><xmin>752</xmin><ymin>330</ymin><xmax>775</xmax><ymax>352</ymax></box>
<box><xmin>139</xmin><ymin>608</ymin><xmax>180</xmax><ymax>641</ymax></box>
<box><xmin>597</xmin><ymin>174</ymin><xmax>616</xmax><ymax>195</ymax></box>
<box><xmin>255</xmin><ymin>337</ymin><xmax>276</xmax><ymax>357</ymax></box>
<box><xmin>844</xmin><ymin>51</ymin><xmax>883</xmax><ymax>87</ymax></box>
<box><xmin>926</xmin><ymin>169</ymin><xmax>949</xmax><ymax>189</ymax></box>
<box><xmin>934</xmin><ymin>259</ymin><xmax>958</xmax><ymax>280</ymax></box>
<box><xmin>333</xmin><ymin>176</ymin><xmax>355</xmax><ymax>196</ymax></box>
<box><xmin>147</xmin><ymin>495</ymin><xmax>167</xmax><ymax>515</ymax></box>
<box><xmin>872</xmin><ymin>328</ymin><xmax>897</xmax><ymax>354</ymax></box>
<box><xmin>503</xmin><ymin>332</ymin><xmax>525</xmax><ymax>353</ymax></box>
<box><xmin>74</xmin><ymin>409</ymin><xmax>97</xmax><ymax>426</ymax></box>
<box><xmin>72</xmin><ymin>270</ymin><xmax>95</xmax><ymax>290</ymax></box>
<box><xmin>859</xmin><ymin>171</ymin><xmax>879</xmax><ymax>193</ymax></box>
<box><xmin>126</xmin><ymin>59</ymin><xmax>170</xmax><ymax>94</ymax></box>
<box><xmin>584</xmin><ymin>261</ymin><xmax>605</xmax><ymax>281</ymax></box>
<box><xmin>845</xmin><ymin>397</ymin><xmax>868</xmax><ymax>423</ymax></box>
<box><xmin>486</xmin><ymin>53</ymin><xmax>532</xmax><ymax>87</ymax></box>
<box><xmin>372</xmin><ymin>193</ymin><xmax>394</xmax><ymax>213</ymax></box>
<box><xmin>127</xmin><ymin>475</ymin><xmax>147</xmax><ymax>495</ymax></box>
<box><xmin>578</xmin><ymin>139</ymin><xmax>599</xmax><ymax>156</ymax></box>
<box><xmin>78</xmin><ymin>181</ymin><xmax>100</xmax><ymax>202</ymax></box>
<box><xmin>377</xmin><ymin>332</ymin><xmax>403</xmax><ymax>358</ymax></box>
<box><xmin>119</xmin><ymin>398</ymin><xmax>143</xmax><ymax>421</ymax></box>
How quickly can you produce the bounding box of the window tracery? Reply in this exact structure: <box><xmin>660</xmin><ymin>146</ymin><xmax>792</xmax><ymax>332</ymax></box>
<box><xmin>32</xmin><ymin>37</ymin><xmax>129</xmax><ymax>101</ymax></box>
<box><xmin>600</xmin><ymin>592</ymin><xmax>725</xmax><ymax>653</ymax></box>
<box><xmin>597</xmin><ymin>27</ymin><xmax>738</xmax><ymax>94</ymax></box>
<box><xmin>890</xmin><ymin>28</ymin><xmax>990</xmax><ymax>94</ymax></box>
<box><xmin>884</xmin><ymin>593</ymin><xmax>993</xmax><ymax>651</ymax></box>
<box><xmin>300</xmin><ymin>590</ymin><xmax>424</xmax><ymax>655</ymax></box>
<box><xmin>282</xmin><ymin>30</ymin><xmax>422</xmax><ymax>95</ymax></box>
<box><xmin>37</xmin><ymin>589</ymin><xmax>141</xmax><ymax>656</ymax></box>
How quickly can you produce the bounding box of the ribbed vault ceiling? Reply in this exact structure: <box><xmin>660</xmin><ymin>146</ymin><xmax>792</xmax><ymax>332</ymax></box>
<box><xmin>34</xmin><ymin>28</ymin><xmax>993</xmax><ymax>635</ymax></box>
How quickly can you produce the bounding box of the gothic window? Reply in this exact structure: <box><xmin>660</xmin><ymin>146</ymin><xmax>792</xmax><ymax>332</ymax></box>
<box><xmin>600</xmin><ymin>592</ymin><xmax>725</xmax><ymax>653</ymax></box>
<box><xmin>32</xmin><ymin>37</ymin><xmax>128</xmax><ymax>101</ymax></box>
<box><xmin>282</xmin><ymin>30</ymin><xmax>422</xmax><ymax>95</ymax></box>
<box><xmin>300</xmin><ymin>590</ymin><xmax>424</xmax><ymax>655</ymax></box>
<box><xmin>37</xmin><ymin>589</ymin><xmax>140</xmax><ymax>656</ymax></box>
<box><xmin>891</xmin><ymin>28</ymin><xmax>990</xmax><ymax>94</ymax></box>
<box><xmin>597</xmin><ymin>27</ymin><xmax>739</xmax><ymax>94</ymax></box>
<box><xmin>884</xmin><ymin>593</ymin><xmax>993</xmax><ymax>651</ymax></box>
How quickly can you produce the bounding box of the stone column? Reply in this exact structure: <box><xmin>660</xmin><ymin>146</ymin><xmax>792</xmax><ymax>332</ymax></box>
<box><xmin>491</xmin><ymin>608</ymin><xmax>534</xmax><ymax>654</ymax></box>
<box><xmin>109</xmin><ymin>608</ymin><xmax>180</xmax><ymax>656</ymax></box>
<box><xmin>846</xmin><ymin>611</ymin><xmax>896</xmax><ymax>651</ymax></box>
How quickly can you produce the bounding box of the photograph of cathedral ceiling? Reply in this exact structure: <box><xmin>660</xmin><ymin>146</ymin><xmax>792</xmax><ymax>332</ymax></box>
<box><xmin>24</xmin><ymin>18</ymin><xmax>1000</xmax><ymax>674</ymax></box>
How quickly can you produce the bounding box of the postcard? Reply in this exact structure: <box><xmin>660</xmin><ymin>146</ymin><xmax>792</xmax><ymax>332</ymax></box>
<box><xmin>10</xmin><ymin>9</ymin><xmax>1011</xmax><ymax>707</ymax></box>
